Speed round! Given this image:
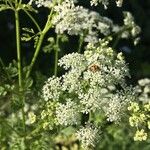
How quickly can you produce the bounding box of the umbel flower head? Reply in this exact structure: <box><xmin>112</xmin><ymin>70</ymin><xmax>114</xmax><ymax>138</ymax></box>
<box><xmin>75</xmin><ymin>124</ymin><xmax>100</xmax><ymax>149</ymax></box>
<box><xmin>56</xmin><ymin>99</ymin><xmax>81</xmax><ymax>126</ymax></box>
<box><xmin>90</xmin><ymin>0</ymin><xmax>124</xmax><ymax>9</ymax></box>
<box><xmin>128</xmin><ymin>79</ymin><xmax>150</xmax><ymax>142</ymax></box>
<box><xmin>42</xmin><ymin>39</ymin><xmax>134</xmax><ymax>147</ymax></box>
<box><xmin>43</xmin><ymin>39</ymin><xmax>131</xmax><ymax>122</ymax></box>
<box><xmin>52</xmin><ymin>0</ymin><xmax>117</xmax><ymax>43</ymax></box>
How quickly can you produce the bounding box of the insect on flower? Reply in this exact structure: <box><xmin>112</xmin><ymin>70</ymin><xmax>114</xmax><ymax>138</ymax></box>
<box><xmin>88</xmin><ymin>63</ymin><xmax>100</xmax><ymax>72</ymax></box>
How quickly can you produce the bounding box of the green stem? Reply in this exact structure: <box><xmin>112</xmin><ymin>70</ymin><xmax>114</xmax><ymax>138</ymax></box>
<box><xmin>78</xmin><ymin>35</ymin><xmax>84</xmax><ymax>53</ymax></box>
<box><xmin>15</xmin><ymin>9</ymin><xmax>26</xmax><ymax>133</ymax></box>
<box><xmin>23</xmin><ymin>9</ymin><xmax>41</xmax><ymax>32</ymax></box>
<box><xmin>112</xmin><ymin>34</ymin><xmax>121</xmax><ymax>48</ymax></box>
<box><xmin>25</xmin><ymin>8</ymin><xmax>54</xmax><ymax>79</ymax></box>
<box><xmin>7</xmin><ymin>1</ymin><xmax>14</xmax><ymax>9</ymax></box>
<box><xmin>25</xmin><ymin>32</ymin><xmax>45</xmax><ymax>79</ymax></box>
<box><xmin>26</xmin><ymin>123</ymin><xmax>43</xmax><ymax>139</ymax></box>
<box><xmin>54</xmin><ymin>35</ymin><xmax>60</xmax><ymax>76</ymax></box>
<box><xmin>89</xmin><ymin>112</ymin><xmax>92</xmax><ymax>122</ymax></box>
<box><xmin>15</xmin><ymin>10</ymin><xmax>22</xmax><ymax>89</ymax></box>
<box><xmin>0</xmin><ymin>118</ymin><xmax>21</xmax><ymax>136</ymax></box>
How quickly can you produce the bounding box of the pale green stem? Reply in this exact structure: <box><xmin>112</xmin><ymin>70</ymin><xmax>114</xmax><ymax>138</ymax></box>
<box><xmin>0</xmin><ymin>118</ymin><xmax>21</xmax><ymax>136</ymax></box>
<box><xmin>78</xmin><ymin>35</ymin><xmax>84</xmax><ymax>53</ymax></box>
<box><xmin>112</xmin><ymin>34</ymin><xmax>121</xmax><ymax>48</ymax></box>
<box><xmin>25</xmin><ymin>32</ymin><xmax>45</xmax><ymax>78</ymax></box>
<box><xmin>54</xmin><ymin>35</ymin><xmax>60</xmax><ymax>76</ymax></box>
<box><xmin>7</xmin><ymin>1</ymin><xmax>14</xmax><ymax>8</ymax></box>
<box><xmin>89</xmin><ymin>112</ymin><xmax>92</xmax><ymax>122</ymax></box>
<box><xmin>25</xmin><ymin>8</ymin><xmax>54</xmax><ymax>79</ymax></box>
<box><xmin>23</xmin><ymin>9</ymin><xmax>41</xmax><ymax>32</ymax></box>
<box><xmin>15</xmin><ymin>11</ymin><xmax>22</xmax><ymax>89</ymax></box>
<box><xmin>15</xmin><ymin>8</ymin><xmax>26</xmax><ymax>133</ymax></box>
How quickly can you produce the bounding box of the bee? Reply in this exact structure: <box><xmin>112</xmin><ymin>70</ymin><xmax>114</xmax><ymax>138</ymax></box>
<box><xmin>88</xmin><ymin>63</ymin><xmax>100</xmax><ymax>72</ymax></box>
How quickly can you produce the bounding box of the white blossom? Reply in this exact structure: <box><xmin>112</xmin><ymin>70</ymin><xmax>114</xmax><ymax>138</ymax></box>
<box><xmin>56</xmin><ymin>99</ymin><xmax>80</xmax><ymax>126</ymax></box>
<box><xmin>103</xmin><ymin>94</ymin><xmax>126</xmax><ymax>122</ymax></box>
<box><xmin>90</xmin><ymin>0</ymin><xmax>123</xmax><ymax>9</ymax></box>
<box><xmin>122</xmin><ymin>11</ymin><xmax>141</xmax><ymax>44</ymax></box>
<box><xmin>52</xmin><ymin>0</ymin><xmax>114</xmax><ymax>43</ymax></box>
<box><xmin>79</xmin><ymin>87</ymin><xmax>107</xmax><ymax>113</ymax></box>
<box><xmin>42</xmin><ymin>76</ymin><xmax>61</xmax><ymax>101</ymax></box>
<box><xmin>62</xmin><ymin>70</ymin><xmax>82</xmax><ymax>93</ymax></box>
<box><xmin>75</xmin><ymin>124</ymin><xmax>100</xmax><ymax>149</ymax></box>
<box><xmin>135</xmin><ymin>78</ymin><xmax>150</xmax><ymax>103</ymax></box>
<box><xmin>58</xmin><ymin>52</ymin><xmax>86</xmax><ymax>71</ymax></box>
<box><xmin>138</xmin><ymin>78</ymin><xmax>150</xmax><ymax>87</ymax></box>
<box><xmin>28</xmin><ymin>112</ymin><xmax>36</xmax><ymax>124</ymax></box>
<box><xmin>28</xmin><ymin>0</ymin><xmax>53</xmax><ymax>8</ymax></box>
<box><xmin>42</xmin><ymin>40</ymin><xmax>131</xmax><ymax>125</ymax></box>
<box><xmin>116</xmin><ymin>0</ymin><xmax>123</xmax><ymax>7</ymax></box>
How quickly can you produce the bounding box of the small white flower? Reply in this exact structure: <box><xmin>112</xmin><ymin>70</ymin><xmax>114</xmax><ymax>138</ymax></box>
<box><xmin>28</xmin><ymin>0</ymin><xmax>53</xmax><ymax>8</ymax></box>
<box><xmin>116</xmin><ymin>0</ymin><xmax>123</xmax><ymax>7</ymax></box>
<box><xmin>28</xmin><ymin>112</ymin><xmax>36</xmax><ymax>124</ymax></box>
<box><xmin>56</xmin><ymin>99</ymin><xmax>80</xmax><ymax>126</ymax></box>
<box><xmin>42</xmin><ymin>76</ymin><xmax>61</xmax><ymax>101</ymax></box>
<box><xmin>75</xmin><ymin>124</ymin><xmax>100</xmax><ymax>149</ymax></box>
<box><xmin>138</xmin><ymin>78</ymin><xmax>150</xmax><ymax>87</ymax></box>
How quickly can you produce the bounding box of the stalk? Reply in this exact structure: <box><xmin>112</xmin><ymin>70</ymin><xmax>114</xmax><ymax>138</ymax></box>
<box><xmin>25</xmin><ymin>32</ymin><xmax>45</xmax><ymax>79</ymax></box>
<box><xmin>23</xmin><ymin>9</ymin><xmax>41</xmax><ymax>32</ymax></box>
<box><xmin>15</xmin><ymin>8</ymin><xmax>26</xmax><ymax>133</ymax></box>
<box><xmin>112</xmin><ymin>34</ymin><xmax>121</xmax><ymax>48</ymax></box>
<box><xmin>54</xmin><ymin>35</ymin><xmax>60</xmax><ymax>76</ymax></box>
<box><xmin>25</xmin><ymin>8</ymin><xmax>54</xmax><ymax>79</ymax></box>
<box><xmin>15</xmin><ymin>10</ymin><xmax>22</xmax><ymax>90</ymax></box>
<box><xmin>78</xmin><ymin>35</ymin><xmax>84</xmax><ymax>53</ymax></box>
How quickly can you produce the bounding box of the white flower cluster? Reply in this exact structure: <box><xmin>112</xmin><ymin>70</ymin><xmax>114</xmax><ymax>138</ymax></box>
<box><xmin>52</xmin><ymin>0</ymin><xmax>115</xmax><ymax>43</ymax></box>
<box><xmin>42</xmin><ymin>76</ymin><xmax>61</xmax><ymax>101</ymax></box>
<box><xmin>43</xmin><ymin>39</ymin><xmax>130</xmax><ymax>121</ymax></box>
<box><xmin>28</xmin><ymin>0</ymin><xmax>53</xmax><ymax>8</ymax></box>
<box><xmin>42</xmin><ymin>40</ymin><xmax>134</xmax><ymax>147</ymax></box>
<box><xmin>56</xmin><ymin>99</ymin><xmax>80</xmax><ymax>126</ymax></box>
<box><xmin>135</xmin><ymin>78</ymin><xmax>150</xmax><ymax>103</ymax></box>
<box><xmin>122</xmin><ymin>11</ymin><xmax>141</xmax><ymax>45</ymax></box>
<box><xmin>29</xmin><ymin>0</ymin><xmax>140</xmax><ymax>45</ymax></box>
<box><xmin>103</xmin><ymin>93</ymin><xmax>129</xmax><ymax>122</ymax></box>
<box><xmin>75</xmin><ymin>124</ymin><xmax>100</xmax><ymax>149</ymax></box>
<box><xmin>90</xmin><ymin>0</ymin><xmax>123</xmax><ymax>9</ymax></box>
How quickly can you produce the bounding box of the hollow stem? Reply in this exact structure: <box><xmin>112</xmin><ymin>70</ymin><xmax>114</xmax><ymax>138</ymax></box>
<box><xmin>25</xmin><ymin>32</ymin><xmax>45</xmax><ymax>79</ymax></box>
<box><xmin>78</xmin><ymin>35</ymin><xmax>84</xmax><ymax>53</ymax></box>
<box><xmin>23</xmin><ymin>9</ymin><xmax>41</xmax><ymax>32</ymax></box>
<box><xmin>15</xmin><ymin>8</ymin><xmax>26</xmax><ymax>133</ymax></box>
<box><xmin>25</xmin><ymin>8</ymin><xmax>54</xmax><ymax>79</ymax></box>
<box><xmin>54</xmin><ymin>35</ymin><xmax>60</xmax><ymax>76</ymax></box>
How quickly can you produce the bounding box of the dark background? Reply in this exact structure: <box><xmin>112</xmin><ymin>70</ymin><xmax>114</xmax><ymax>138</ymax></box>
<box><xmin>0</xmin><ymin>0</ymin><xmax>150</xmax><ymax>82</ymax></box>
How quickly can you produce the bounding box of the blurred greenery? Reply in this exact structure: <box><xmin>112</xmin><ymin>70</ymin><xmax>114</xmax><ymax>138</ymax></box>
<box><xmin>0</xmin><ymin>0</ymin><xmax>150</xmax><ymax>149</ymax></box>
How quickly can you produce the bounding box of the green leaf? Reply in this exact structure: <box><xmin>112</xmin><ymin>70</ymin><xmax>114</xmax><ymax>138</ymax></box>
<box><xmin>42</xmin><ymin>37</ymin><xmax>55</xmax><ymax>53</ymax></box>
<box><xmin>61</xmin><ymin>126</ymin><xmax>76</xmax><ymax>136</ymax></box>
<box><xmin>23</xmin><ymin>77</ymin><xmax>33</xmax><ymax>89</ymax></box>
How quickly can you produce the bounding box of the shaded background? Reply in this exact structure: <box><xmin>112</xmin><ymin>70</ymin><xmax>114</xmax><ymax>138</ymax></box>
<box><xmin>0</xmin><ymin>0</ymin><xmax>150</xmax><ymax>81</ymax></box>
<box><xmin>0</xmin><ymin>0</ymin><xmax>150</xmax><ymax>149</ymax></box>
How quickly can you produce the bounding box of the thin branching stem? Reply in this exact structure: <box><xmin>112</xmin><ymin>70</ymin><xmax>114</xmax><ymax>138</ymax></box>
<box><xmin>78</xmin><ymin>34</ymin><xmax>84</xmax><ymax>53</ymax></box>
<box><xmin>15</xmin><ymin>2</ymin><xmax>26</xmax><ymax>136</ymax></box>
<box><xmin>25</xmin><ymin>7</ymin><xmax>55</xmax><ymax>79</ymax></box>
<box><xmin>23</xmin><ymin>9</ymin><xmax>42</xmax><ymax>32</ymax></box>
<box><xmin>54</xmin><ymin>35</ymin><xmax>60</xmax><ymax>76</ymax></box>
